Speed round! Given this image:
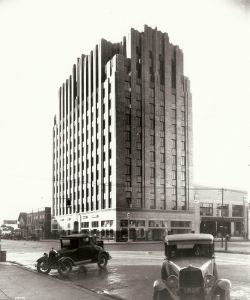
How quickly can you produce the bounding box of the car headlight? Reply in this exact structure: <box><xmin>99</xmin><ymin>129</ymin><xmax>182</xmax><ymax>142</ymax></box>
<box><xmin>204</xmin><ymin>274</ymin><xmax>215</xmax><ymax>288</ymax></box>
<box><xmin>167</xmin><ymin>275</ymin><xmax>178</xmax><ymax>289</ymax></box>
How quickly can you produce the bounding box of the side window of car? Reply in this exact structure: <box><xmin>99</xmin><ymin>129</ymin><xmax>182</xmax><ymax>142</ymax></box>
<box><xmin>80</xmin><ymin>237</ymin><xmax>90</xmax><ymax>247</ymax></box>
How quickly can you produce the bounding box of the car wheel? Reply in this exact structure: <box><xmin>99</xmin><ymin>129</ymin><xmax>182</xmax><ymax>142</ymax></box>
<box><xmin>153</xmin><ymin>289</ymin><xmax>171</xmax><ymax>300</ymax></box>
<box><xmin>37</xmin><ymin>260</ymin><xmax>51</xmax><ymax>274</ymax></box>
<box><xmin>97</xmin><ymin>254</ymin><xmax>108</xmax><ymax>269</ymax></box>
<box><xmin>58</xmin><ymin>260</ymin><xmax>73</xmax><ymax>277</ymax></box>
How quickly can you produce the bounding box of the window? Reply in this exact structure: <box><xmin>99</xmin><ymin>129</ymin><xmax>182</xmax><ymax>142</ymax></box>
<box><xmin>160</xmin><ymin>153</ymin><xmax>165</xmax><ymax>163</ymax></box>
<box><xmin>126</xmin><ymin>131</ymin><xmax>131</xmax><ymax>141</ymax></box>
<box><xmin>126</xmin><ymin>165</ymin><xmax>131</xmax><ymax>175</ymax></box>
<box><xmin>137</xmin><ymin>182</ymin><xmax>142</xmax><ymax>193</ymax></box>
<box><xmin>160</xmin><ymin>137</ymin><xmax>165</xmax><ymax>147</ymax></box>
<box><xmin>160</xmin><ymin>106</ymin><xmax>165</xmax><ymax>116</ymax></box>
<box><xmin>150</xmin><ymin>184</ymin><xmax>155</xmax><ymax>194</ymax></box>
<box><xmin>150</xmin><ymin>135</ymin><xmax>155</xmax><ymax>145</ymax></box>
<box><xmin>136</xmin><ymin>84</ymin><xmax>141</xmax><ymax>94</ymax></box>
<box><xmin>137</xmin><ymin>117</ymin><xmax>142</xmax><ymax>127</ymax></box>
<box><xmin>181</xmin><ymin>126</ymin><xmax>185</xmax><ymax>136</ymax></box>
<box><xmin>161</xmin><ymin>168</ymin><xmax>165</xmax><ymax>179</ymax></box>
<box><xmin>160</xmin><ymin>122</ymin><xmax>165</xmax><ymax>131</ymax></box>
<box><xmin>150</xmin><ymin>119</ymin><xmax>155</xmax><ymax>130</ymax></box>
<box><xmin>150</xmin><ymin>151</ymin><xmax>155</xmax><ymax>162</ymax></box>
<box><xmin>171</xmin><ymin>58</ymin><xmax>176</xmax><ymax>88</ymax></box>
<box><xmin>150</xmin><ymin>88</ymin><xmax>155</xmax><ymax>97</ymax></box>
<box><xmin>200</xmin><ymin>203</ymin><xmax>213</xmax><ymax>216</ymax></box>
<box><xmin>150</xmin><ymin>167</ymin><xmax>155</xmax><ymax>178</ymax></box>
<box><xmin>171</xmin><ymin>109</ymin><xmax>176</xmax><ymax>119</ymax></box>
<box><xmin>137</xmin><ymin>132</ymin><xmax>141</xmax><ymax>143</ymax></box>
<box><xmin>91</xmin><ymin>221</ymin><xmax>99</xmax><ymax>228</ymax></box>
<box><xmin>150</xmin><ymin>103</ymin><xmax>155</xmax><ymax>114</ymax></box>
<box><xmin>172</xmin><ymin>139</ymin><xmax>176</xmax><ymax>149</ymax></box>
<box><xmin>126</xmin><ymin>114</ymin><xmax>131</xmax><ymax>125</ymax></box>
<box><xmin>150</xmin><ymin>199</ymin><xmax>156</xmax><ymax>209</ymax></box>
<box><xmin>149</xmin><ymin>51</ymin><xmax>154</xmax><ymax>82</ymax></box>
<box><xmin>137</xmin><ymin>166</ymin><xmax>142</xmax><ymax>176</ymax></box>
<box><xmin>232</xmin><ymin>205</ymin><xmax>243</xmax><ymax>217</ymax></box>
<box><xmin>181</xmin><ymin>156</ymin><xmax>185</xmax><ymax>166</ymax></box>
<box><xmin>137</xmin><ymin>100</ymin><xmax>142</xmax><ymax>110</ymax></box>
<box><xmin>137</xmin><ymin>149</ymin><xmax>142</xmax><ymax>160</ymax></box>
<box><xmin>136</xmin><ymin>47</ymin><xmax>141</xmax><ymax>78</ymax></box>
<box><xmin>159</xmin><ymin>54</ymin><xmax>164</xmax><ymax>85</ymax></box>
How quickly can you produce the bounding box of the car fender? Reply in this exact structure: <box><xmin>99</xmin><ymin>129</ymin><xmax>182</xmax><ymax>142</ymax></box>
<box><xmin>208</xmin><ymin>278</ymin><xmax>231</xmax><ymax>299</ymax></box>
<box><xmin>215</xmin><ymin>278</ymin><xmax>231</xmax><ymax>291</ymax></box>
<box><xmin>153</xmin><ymin>279</ymin><xmax>179</xmax><ymax>300</ymax></box>
<box><xmin>36</xmin><ymin>255</ymin><xmax>48</xmax><ymax>263</ymax></box>
<box><xmin>58</xmin><ymin>256</ymin><xmax>75</xmax><ymax>266</ymax></box>
<box><xmin>98</xmin><ymin>250</ymin><xmax>111</xmax><ymax>260</ymax></box>
<box><xmin>153</xmin><ymin>279</ymin><xmax>168</xmax><ymax>292</ymax></box>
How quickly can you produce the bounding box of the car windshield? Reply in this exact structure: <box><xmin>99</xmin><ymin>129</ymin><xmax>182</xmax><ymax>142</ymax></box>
<box><xmin>61</xmin><ymin>239</ymin><xmax>78</xmax><ymax>249</ymax></box>
<box><xmin>167</xmin><ymin>243</ymin><xmax>213</xmax><ymax>258</ymax></box>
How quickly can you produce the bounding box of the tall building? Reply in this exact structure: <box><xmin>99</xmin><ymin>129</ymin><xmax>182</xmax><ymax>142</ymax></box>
<box><xmin>52</xmin><ymin>25</ymin><xmax>196</xmax><ymax>241</ymax></box>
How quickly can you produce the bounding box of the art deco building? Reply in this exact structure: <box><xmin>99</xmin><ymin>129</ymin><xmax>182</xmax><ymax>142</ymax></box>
<box><xmin>52</xmin><ymin>25</ymin><xmax>197</xmax><ymax>241</ymax></box>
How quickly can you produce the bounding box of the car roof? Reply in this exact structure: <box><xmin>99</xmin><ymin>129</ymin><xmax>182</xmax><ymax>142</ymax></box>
<box><xmin>164</xmin><ymin>233</ymin><xmax>214</xmax><ymax>243</ymax></box>
<box><xmin>60</xmin><ymin>233</ymin><xmax>91</xmax><ymax>239</ymax></box>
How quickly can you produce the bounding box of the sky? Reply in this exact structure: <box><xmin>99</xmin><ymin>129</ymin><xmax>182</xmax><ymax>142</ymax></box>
<box><xmin>0</xmin><ymin>0</ymin><xmax>250</xmax><ymax>222</ymax></box>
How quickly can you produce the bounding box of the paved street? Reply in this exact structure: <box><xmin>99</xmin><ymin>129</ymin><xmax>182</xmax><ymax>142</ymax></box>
<box><xmin>1</xmin><ymin>239</ymin><xmax>250</xmax><ymax>299</ymax></box>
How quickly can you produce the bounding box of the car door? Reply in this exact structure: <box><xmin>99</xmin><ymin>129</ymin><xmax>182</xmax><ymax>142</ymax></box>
<box><xmin>78</xmin><ymin>237</ymin><xmax>93</xmax><ymax>261</ymax></box>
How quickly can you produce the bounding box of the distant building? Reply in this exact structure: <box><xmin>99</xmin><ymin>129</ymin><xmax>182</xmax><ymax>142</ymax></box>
<box><xmin>17</xmin><ymin>213</ymin><xmax>28</xmax><ymax>239</ymax></box>
<box><xmin>25</xmin><ymin>207</ymin><xmax>51</xmax><ymax>239</ymax></box>
<box><xmin>194</xmin><ymin>185</ymin><xmax>248</xmax><ymax>238</ymax></box>
<box><xmin>52</xmin><ymin>25</ymin><xmax>196</xmax><ymax>241</ymax></box>
<box><xmin>2</xmin><ymin>220</ymin><xmax>18</xmax><ymax>230</ymax></box>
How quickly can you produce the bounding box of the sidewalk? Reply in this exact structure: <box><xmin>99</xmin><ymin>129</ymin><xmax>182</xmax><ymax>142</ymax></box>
<box><xmin>0</xmin><ymin>262</ymin><xmax>110</xmax><ymax>300</ymax></box>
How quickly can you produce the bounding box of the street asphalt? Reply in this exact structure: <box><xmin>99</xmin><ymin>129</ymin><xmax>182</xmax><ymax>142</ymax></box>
<box><xmin>0</xmin><ymin>239</ymin><xmax>249</xmax><ymax>300</ymax></box>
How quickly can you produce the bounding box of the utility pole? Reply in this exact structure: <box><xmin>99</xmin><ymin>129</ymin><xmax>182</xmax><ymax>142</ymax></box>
<box><xmin>221</xmin><ymin>188</ymin><xmax>224</xmax><ymax>248</ymax></box>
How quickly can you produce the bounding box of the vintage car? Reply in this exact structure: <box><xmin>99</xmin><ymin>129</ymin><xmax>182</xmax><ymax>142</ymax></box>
<box><xmin>153</xmin><ymin>233</ymin><xmax>231</xmax><ymax>300</ymax></box>
<box><xmin>36</xmin><ymin>233</ymin><xmax>111</xmax><ymax>276</ymax></box>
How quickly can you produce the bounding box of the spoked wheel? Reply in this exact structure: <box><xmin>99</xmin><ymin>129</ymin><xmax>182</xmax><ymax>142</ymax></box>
<box><xmin>58</xmin><ymin>260</ymin><xmax>73</xmax><ymax>277</ymax></box>
<box><xmin>97</xmin><ymin>254</ymin><xmax>108</xmax><ymax>269</ymax></box>
<box><xmin>37</xmin><ymin>260</ymin><xmax>51</xmax><ymax>274</ymax></box>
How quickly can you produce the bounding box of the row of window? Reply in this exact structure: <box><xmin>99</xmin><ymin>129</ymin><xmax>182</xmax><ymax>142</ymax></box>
<box><xmin>200</xmin><ymin>203</ymin><xmax>243</xmax><ymax>217</ymax></box>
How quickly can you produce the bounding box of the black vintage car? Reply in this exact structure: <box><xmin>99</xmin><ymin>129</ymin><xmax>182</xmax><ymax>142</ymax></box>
<box><xmin>153</xmin><ymin>233</ymin><xmax>231</xmax><ymax>300</ymax></box>
<box><xmin>36</xmin><ymin>234</ymin><xmax>111</xmax><ymax>276</ymax></box>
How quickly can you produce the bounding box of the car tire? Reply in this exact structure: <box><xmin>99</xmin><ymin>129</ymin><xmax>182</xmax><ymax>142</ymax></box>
<box><xmin>58</xmin><ymin>260</ymin><xmax>73</xmax><ymax>277</ymax></box>
<box><xmin>97</xmin><ymin>253</ymin><xmax>108</xmax><ymax>269</ymax></box>
<box><xmin>37</xmin><ymin>260</ymin><xmax>51</xmax><ymax>274</ymax></box>
<box><xmin>153</xmin><ymin>289</ymin><xmax>171</xmax><ymax>300</ymax></box>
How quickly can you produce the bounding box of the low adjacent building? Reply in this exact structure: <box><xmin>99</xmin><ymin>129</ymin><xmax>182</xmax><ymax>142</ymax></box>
<box><xmin>194</xmin><ymin>185</ymin><xmax>248</xmax><ymax>239</ymax></box>
<box><xmin>19</xmin><ymin>207</ymin><xmax>52</xmax><ymax>239</ymax></box>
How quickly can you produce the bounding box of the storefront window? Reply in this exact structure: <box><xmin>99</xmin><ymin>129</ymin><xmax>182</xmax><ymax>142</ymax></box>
<box><xmin>170</xmin><ymin>220</ymin><xmax>192</xmax><ymax>234</ymax></box>
<box><xmin>120</xmin><ymin>220</ymin><xmax>128</xmax><ymax>227</ymax></box>
<box><xmin>200</xmin><ymin>203</ymin><xmax>213</xmax><ymax>216</ymax></box>
<box><xmin>232</xmin><ymin>205</ymin><xmax>243</xmax><ymax>217</ymax></box>
<box><xmin>91</xmin><ymin>221</ymin><xmax>99</xmax><ymax>228</ymax></box>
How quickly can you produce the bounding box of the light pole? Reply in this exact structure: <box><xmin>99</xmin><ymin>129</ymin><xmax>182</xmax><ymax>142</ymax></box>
<box><xmin>221</xmin><ymin>188</ymin><xmax>224</xmax><ymax>248</ymax></box>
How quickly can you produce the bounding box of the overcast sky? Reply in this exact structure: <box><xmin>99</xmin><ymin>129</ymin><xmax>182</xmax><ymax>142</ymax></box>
<box><xmin>0</xmin><ymin>0</ymin><xmax>249</xmax><ymax>222</ymax></box>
